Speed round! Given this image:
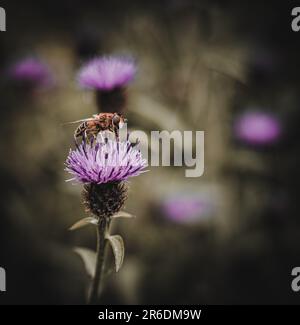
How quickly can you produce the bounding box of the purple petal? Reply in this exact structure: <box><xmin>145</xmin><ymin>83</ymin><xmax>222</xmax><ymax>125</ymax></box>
<box><xmin>65</xmin><ymin>137</ymin><xmax>147</xmax><ymax>184</ymax></box>
<box><xmin>78</xmin><ymin>55</ymin><xmax>137</xmax><ymax>91</ymax></box>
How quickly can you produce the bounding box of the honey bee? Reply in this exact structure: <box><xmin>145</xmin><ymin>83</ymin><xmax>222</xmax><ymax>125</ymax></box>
<box><xmin>66</xmin><ymin>112</ymin><xmax>126</xmax><ymax>144</ymax></box>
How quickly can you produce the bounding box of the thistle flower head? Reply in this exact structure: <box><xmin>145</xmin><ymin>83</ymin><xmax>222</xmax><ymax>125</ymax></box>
<box><xmin>234</xmin><ymin>110</ymin><xmax>282</xmax><ymax>146</ymax></box>
<box><xmin>9</xmin><ymin>57</ymin><xmax>53</xmax><ymax>88</ymax></box>
<box><xmin>78</xmin><ymin>55</ymin><xmax>137</xmax><ymax>91</ymax></box>
<box><xmin>162</xmin><ymin>193</ymin><xmax>215</xmax><ymax>224</ymax></box>
<box><xmin>65</xmin><ymin>138</ymin><xmax>147</xmax><ymax>184</ymax></box>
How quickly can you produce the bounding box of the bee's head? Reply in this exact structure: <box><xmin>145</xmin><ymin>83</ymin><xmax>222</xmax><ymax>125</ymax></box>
<box><xmin>112</xmin><ymin>113</ymin><xmax>127</xmax><ymax>129</ymax></box>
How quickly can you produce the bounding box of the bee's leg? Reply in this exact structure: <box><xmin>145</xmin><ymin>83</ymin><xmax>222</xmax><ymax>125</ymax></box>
<box><xmin>113</xmin><ymin>127</ymin><xmax>120</xmax><ymax>152</ymax></box>
<box><xmin>84</xmin><ymin>130</ymin><xmax>89</xmax><ymax>143</ymax></box>
<box><xmin>114</xmin><ymin>127</ymin><xmax>119</xmax><ymax>142</ymax></box>
<box><xmin>74</xmin><ymin>132</ymin><xmax>80</xmax><ymax>148</ymax></box>
<box><xmin>91</xmin><ymin>131</ymin><xmax>97</xmax><ymax>144</ymax></box>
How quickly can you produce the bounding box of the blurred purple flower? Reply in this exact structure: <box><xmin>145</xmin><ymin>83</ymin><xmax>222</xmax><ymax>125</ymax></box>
<box><xmin>9</xmin><ymin>57</ymin><xmax>53</xmax><ymax>88</ymax></box>
<box><xmin>78</xmin><ymin>56</ymin><xmax>137</xmax><ymax>91</ymax></box>
<box><xmin>162</xmin><ymin>194</ymin><xmax>214</xmax><ymax>223</ymax></box>
<box><xmin>65</xmin><ymin>138</ymin><xmax>147</xmax><ymax>184</ymax></box>
<box><xmin>234</xmin><ymin>111</ymin><xmax>282</xmax><ymax>146</ymax></box>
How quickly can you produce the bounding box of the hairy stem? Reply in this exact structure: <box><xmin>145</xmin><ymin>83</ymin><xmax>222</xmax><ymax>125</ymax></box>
<box><xmin>88</xmin><ymin>217</ymin><xmax>109</xmax><ymax>304</ymax></box>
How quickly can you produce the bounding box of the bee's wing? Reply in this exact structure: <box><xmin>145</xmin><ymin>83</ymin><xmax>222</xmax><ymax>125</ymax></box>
<box><xmin>93</xmin><ymin>114</ymin><xmax>107</xmax><ymax>122</ymax></box>
<box><xmin>62</xmin><ymin>118</ymin><xmax>94</xmax><ymax>126</ymax></box>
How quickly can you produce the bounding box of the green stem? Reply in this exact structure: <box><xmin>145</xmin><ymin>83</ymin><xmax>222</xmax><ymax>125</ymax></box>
<box><xmin>88</xmin><ymin>217</ymin><xmax>109</xmax><ymax>305</ymax></box>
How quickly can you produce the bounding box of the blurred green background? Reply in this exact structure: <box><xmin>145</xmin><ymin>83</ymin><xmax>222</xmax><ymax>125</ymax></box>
<box><xmin>0</xmin><ymin>0</ymin><xmax>300</xmax><ymax>304</ymax></box>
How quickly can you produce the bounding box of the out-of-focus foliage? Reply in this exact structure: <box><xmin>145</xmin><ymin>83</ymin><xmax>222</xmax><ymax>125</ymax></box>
<box><xmin>0</xmin><ymin>0</ymin><xmax>299</xmax><ymax>304</ymax></box>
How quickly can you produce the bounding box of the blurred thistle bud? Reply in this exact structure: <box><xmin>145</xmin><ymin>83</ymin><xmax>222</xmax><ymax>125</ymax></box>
<box><xmin>8</xmin><ymin>57</ymin><xmax>54</xmax><ymax>92</ymax></box>
<box><xmin>77</xmin><ymin>55</ymin><xmax>137</xmax><ymax>113</ymax></box>
<box><xmin>161</xmin><ymin>193</ymin><xmax>216</xmax><ymax>224</ymax></box>
<box><xmin>233</xmin><ymin>110</ymin><xmax>282</xmax><ymax>147</ymax></box>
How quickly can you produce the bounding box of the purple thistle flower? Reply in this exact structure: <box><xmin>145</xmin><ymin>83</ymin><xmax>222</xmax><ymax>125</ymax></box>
<box><xmin>65</xmin><ymin>138</ymin><xmax>148</xmax><ymax>184</ymax></box>
<box><xmin>78</xmin><ymin>56</ymin><xmax>136</xmax><ymax>91</ymax></box>
<box><xmin>162</xmin><ymin>194</ymin><xmax>215</xmax><ymax>224</ymax></box>
<box><xmin>9</xmin><ymin>57</ymin><xmax>53</xmax><ymax>88</ymax></box>
<box><xmin>234</xmin><ymin>110</ymin><xmax>282</xmax><ymax>146</ymax></box>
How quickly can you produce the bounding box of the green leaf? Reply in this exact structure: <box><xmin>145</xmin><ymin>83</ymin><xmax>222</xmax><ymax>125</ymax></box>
<box><xmin>69</xmin><ymin>216</ymin><xmax>98</xmax><ymax>231</ymax></box>
<box><xmin>74</xmin><ymin>247</ymin><xmax>96</xmax><ymax>278</ymax></box>
<box><xmin>106</xmin><ymin>235</ymin><xmax>125</xmax><ymax>272</ymax></box>
<box><xmin>112</xmin><ymin>211</ymin><xmax>136</xmax><ymax>219</ymax></box>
